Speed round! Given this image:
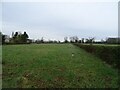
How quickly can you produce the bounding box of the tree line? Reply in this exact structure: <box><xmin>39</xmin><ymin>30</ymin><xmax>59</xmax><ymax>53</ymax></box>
<box><xmin>0</xmin><ymin>31</ymin><xmax>30</xmax><ymax>44</ymax></box>
<box><xmin>64</xmin><ymin>36</ymin><xmax>95</xmax><ymax>44</ymax></box>
<box><xmin>0</xmin><ymin>31</ymin><xmax>120</xmax><ymax>45</ymax></box>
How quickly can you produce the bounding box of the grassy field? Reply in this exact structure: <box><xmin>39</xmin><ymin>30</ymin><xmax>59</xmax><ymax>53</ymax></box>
<box><xmin>2</xmin><ymin>44</ymin><xmax>118</xmax><ymax>88</ymax></box>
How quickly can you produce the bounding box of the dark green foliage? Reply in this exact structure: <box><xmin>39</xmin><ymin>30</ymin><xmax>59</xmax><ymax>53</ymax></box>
<box><xmin>21</xmin><ymin>32</ymin><xmax>29</xmax><ymax>43</ymax></box>
<box><xmin>0</xmin><ymin>32</ymin><xmax>9</xmax><ymax>44</ymax></box>
<box><xmin>74</xmin><ymin>44</ymin><xmax>120</xmax><ymax>69</ymax></box>
<box><xmin>12</xmin><ymin>32</ymin><xmax>29</xmax><ymax>44</ymax></box>
<box><xmin>14</xmin><ymin>32</ymin><xmax>18</xmax><ymax>38</ymax></box>
<box><xmin>2</xmin><ymin>35</ymin><xmax>5</xmax><ymax>44</ymax></box>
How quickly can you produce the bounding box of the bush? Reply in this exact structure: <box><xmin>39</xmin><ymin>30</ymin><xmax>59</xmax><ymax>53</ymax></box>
<box><xmin>74</xmin><ymin>43</ymin><xmax>120</xmax><ymax>69</ymax></box>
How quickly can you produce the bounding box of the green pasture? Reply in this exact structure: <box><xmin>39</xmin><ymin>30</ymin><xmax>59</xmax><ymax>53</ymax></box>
<box><xmin>2</xmin><ymin>44</ymin><xmax>118</xmax><ymax>88</ymax></box>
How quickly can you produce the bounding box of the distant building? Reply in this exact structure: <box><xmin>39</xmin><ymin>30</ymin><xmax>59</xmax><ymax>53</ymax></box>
<box><xmin>4</xmin><ymin>35</ymin><xmax>10</xmax><ymax>43</ymax></box>
<box><xmin>106</xmin><ymin>38</ymin><xmax>120</xmax><ymax>44</ymax></box>
<box><xmin>27</xmin><ymin>39</ymin><xmax>32</xmax><ymax>43</ymax></box>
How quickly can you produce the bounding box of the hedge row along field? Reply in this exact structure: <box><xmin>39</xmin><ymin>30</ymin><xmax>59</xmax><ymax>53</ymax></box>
<box><xmin>74</xmin><ymin>44</ymin><xmax>120</xmax><ymax>69</ymax></box>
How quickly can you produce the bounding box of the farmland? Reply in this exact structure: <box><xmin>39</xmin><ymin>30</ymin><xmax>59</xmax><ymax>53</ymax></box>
<box><xmin>2</xmin><ymin>44</ymin><xmax>118</xmax><ymax>88</ymax></box>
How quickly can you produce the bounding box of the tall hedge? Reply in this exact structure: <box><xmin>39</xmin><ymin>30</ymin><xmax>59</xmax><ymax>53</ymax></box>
<box><xmin>74</xmin><ymin>44</ymin><xmax>120</xmax><ymax>69</ymax></box>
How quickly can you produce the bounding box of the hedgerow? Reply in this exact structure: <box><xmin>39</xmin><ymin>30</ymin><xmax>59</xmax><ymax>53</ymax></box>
<box><xmin>74</xmin><ymin>43</ymin><xmax>120</xmax><ymax>69</ymax></box>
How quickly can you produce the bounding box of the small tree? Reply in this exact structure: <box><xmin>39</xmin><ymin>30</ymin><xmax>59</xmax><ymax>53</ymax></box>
<box><xmin>0</xmin><ymin>32</ymin><xmax>6</xmax><ymax>44</ymax></box>
<box><xmin>13</xmin><ymin>32</ymin><xmax>18</xmax><ymax>39</ymax></box>
<box><xmin>40</xmin><ymin>37</ymin><xmax>44</xmax><ymax>43</ymax></box>
<box><xmin>81</xmin><ymin>38</ymin><xmax>84</xmax><ymax>44</ymax></box>
<box><xmin>85</xmin><ymin>37</ymin><xmax>95</xmax><ymax>44</ymax></box>
<box><xmin>74</xmin><ymin>36</ymin><xmax>79</xmax><ymax>43</ymax></box>
<box><xmin>78</xmin><ymin>40</ymin><xmax>81</xmax><ymax>43</ymax></box>
<box><xmin>69</xmin><ymin>37</ymin><xmax>74</xmax><ymax>43</ymax></box>
<box><xmin>64</xmin><ymin>37</ymin><xmax>68</xmax><ymax>43</ymax></box>
<box><xmin>70</xmin><ymin>36</ymin><xmax>79</xmax><ymax>43</ymax></box>
<box><xmin>2</xmin><ymin>35</ymin><xmax>5</xmax><ymax>44</ymax></box>
<box><xmin>21</xmin><ymin>32</ymin><xmax>29</xmax><ymax>43</ymax></box>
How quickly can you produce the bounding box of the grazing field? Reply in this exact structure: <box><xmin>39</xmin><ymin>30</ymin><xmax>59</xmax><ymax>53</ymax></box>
<box><xmin>2</xmin><ymin>44</ymin><xmax>118</xmax><ymax>88</ymax></box>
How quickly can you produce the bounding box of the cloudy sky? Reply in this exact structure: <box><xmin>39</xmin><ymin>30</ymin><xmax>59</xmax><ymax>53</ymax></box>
<box><xmin>1</xmin><ymin>0</ymin><xmax>119</xmax><ymax>41</ymax></box>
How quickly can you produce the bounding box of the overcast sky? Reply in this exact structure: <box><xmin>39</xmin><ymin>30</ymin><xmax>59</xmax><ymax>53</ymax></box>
<box><xmin>1</xmin><ymin>0</ymin><xmax>119</xmax><ymax>41</ymax></box>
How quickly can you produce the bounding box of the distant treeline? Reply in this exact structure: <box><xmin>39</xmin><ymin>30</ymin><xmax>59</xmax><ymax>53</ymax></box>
<box><xmin>0</xmin><ymin>31</ymin><xmax>120</xmax><ymax>45</ymax></box>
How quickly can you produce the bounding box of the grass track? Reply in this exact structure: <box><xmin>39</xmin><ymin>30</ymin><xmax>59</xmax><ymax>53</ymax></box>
<box><xmin>2</xmin><ymin>44</ymin><xmax>118</xmax><ymax>88</ymax></box>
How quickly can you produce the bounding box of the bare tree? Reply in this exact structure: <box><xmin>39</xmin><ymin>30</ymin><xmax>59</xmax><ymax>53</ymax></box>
<box><xmin>85</xmin><ymin>37</ymin><xmax>95</xmax><ymax>44</ymax></box>
<box><xmin>69</xmin><ymin>36</ymin><xmax>79</xmax><ymax>43</ymax></box>
<box><xmin>64</xmin><ymin>37</ymin><xmax>68</xmax><ymax>43</ymax></box>
<box><xmin>81</xmin><ymin>38</ymin><xmax>84</xmax><ymax>44</ymax></box>
<box><xmin>74</xmin><ymin>36</ymin><xmax>79</xmax><ymax>43</ymax></box>
<box><xmin>69</xmin><ymin>37</ymin><xmax>74</xmax><ymax>43</ymax></box>
<box><xmin>40</xmin><ymin>37</ymin><xmax>44</xmax><ymax>43</ymax></box>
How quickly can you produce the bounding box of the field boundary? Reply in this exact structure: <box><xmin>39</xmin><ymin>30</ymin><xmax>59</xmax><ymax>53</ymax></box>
<box><xmin>73</xmin><ymin>43</ymin><xmax>120</xmax><ymax>69</ymax></box>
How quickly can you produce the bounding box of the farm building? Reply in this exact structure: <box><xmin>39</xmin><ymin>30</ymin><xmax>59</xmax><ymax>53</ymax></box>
<box><xmin>4</xmin><ymin>35</ymin><xmax>10</xmax><ymax>43</ymax></box>
<box><xmin>106</xmin><ymin>38</ymin><xmax>120</xmax><ymax>44</ymax></box>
